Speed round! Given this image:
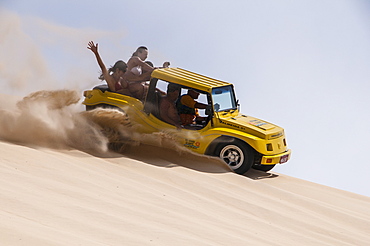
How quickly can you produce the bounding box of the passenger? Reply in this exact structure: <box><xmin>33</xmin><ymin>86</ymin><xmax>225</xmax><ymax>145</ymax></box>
<box><xmin>163</xmin><ymin>61</ymin><xmax>170</xmax><ymax>68</ymax></box>
<box><xmin>125</xmin><ymin>47</ymin><xmax>170</xmax><ymax>100</ymax></box>
<box><xmin>87</xmin><ymin>41</ymin><xmax>130</xmax><ymax>95</ymax></box>
<box><xmin>140</xmin><ymin>61</ymin><xmax>155</xmax><ymax>100</ymax></box>
<box><xmin>145</xmin><ymin>61</ymin><xmax>154</xmax><ymax>67</ymax></box>
<box><xmin>177</xmin><ymin>89</ymin><xmax>208</xmax><ymax>126</ymax></box>
<box><xmin>159</xmin><ymin>83</ymin><xmax>182</xmax><ymax>129</ymax></box>
<box><xmin>122</xmin><ymin>47</ymin><xmax>154</xmax><ymax>99</ymax></box>
<box><xmin>124</xmin><ymin>46</ymin><xmax>154</xmax><ymax>82</ymax></box>
<box><xmin>143</xmin><ymin>61</ymin><xmax>166</xmax><ymax>96</ymax></box>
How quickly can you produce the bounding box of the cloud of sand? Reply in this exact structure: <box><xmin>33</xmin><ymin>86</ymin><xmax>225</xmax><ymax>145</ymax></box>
<box><xmin>0</xmin><ymin>90</ymin><xmax>110</xmax><ymax>152</ymax></box>
<box><xmin>0</xmin><ymin>8</ymin><xmax>128</xmax><ymax>96</ymax></box>
<box><xmin>0</xmin><ymin>9</ymin><xmax>55</xmax><ymax>94</ymax></box>
<box><xmin>0</xmin><ymin>89</ymin><xmax>194</xmax><ymax>157</ymax></box>
<box><xmin>0</xmin><ymin>8</ymin><xmax>212</xmax><ymax>161</ymax></box>
<box><xmin>0</xmin><ymin>8</ymin><xmax>134</xmax><ymax>152</ymax></box>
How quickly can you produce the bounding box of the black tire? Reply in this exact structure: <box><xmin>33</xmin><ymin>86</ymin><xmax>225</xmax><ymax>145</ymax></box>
<box><xmin>216</xmin><ymin>140</ymin><xmax>254</xmax><ymax>174</ymax></box>
<box><xmin>83</xmin><ymin>105</ymin><xmax>131</xmax><ymax>153</ymax></box>
<box><xmin>252</xmin><ymin>164</ymin><xmax>275</xmax><ymax>172</ymax></box>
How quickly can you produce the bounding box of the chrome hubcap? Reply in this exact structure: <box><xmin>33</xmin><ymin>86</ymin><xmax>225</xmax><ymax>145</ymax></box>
<box><xmin>220</xmin><ymin>145</ymin><xmax>244</xmax><ymax>170</ymax></box>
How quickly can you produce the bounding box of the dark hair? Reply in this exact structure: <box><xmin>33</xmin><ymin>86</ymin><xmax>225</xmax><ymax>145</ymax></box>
<box><xmin>145</xmin><ymin>61</ymin><xmax>154</xmax><ymax>67</ymax></box>
<box><xmin>99</xmin><ymin>60</ymin><xmax>127</xmax><ymax>80</ymax></box>
<box><xmin>132</xmin><ymin>46</ymin><xmax>148</xmax><ymax>57</ymax></box>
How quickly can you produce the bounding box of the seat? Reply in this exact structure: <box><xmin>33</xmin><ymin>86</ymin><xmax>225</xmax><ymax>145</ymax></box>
<box><xmin>93</xmin><ymin>84</ymin><xmax>112</xmax><ymax>92</ymax></box>
<box><xmin>151</xmin><ymin>91</ymin><xmax>163</xmax><ymax>120</ymax></box>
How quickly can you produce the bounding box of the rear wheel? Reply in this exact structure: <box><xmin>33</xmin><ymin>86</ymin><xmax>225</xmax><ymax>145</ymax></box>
<box><xmin>83</xmin><ymin>105</ymin><xmax>131</xmax><ymax>152</ymax></box>
<box><xmin>216</xmin><ymin>140</ymin><xmax>254</xmax><ymax>174</ymax></box>
<box><xmin>86</xmin><ymin>105</ymin><xmax>96</xmax><ymax>111</ymax></box>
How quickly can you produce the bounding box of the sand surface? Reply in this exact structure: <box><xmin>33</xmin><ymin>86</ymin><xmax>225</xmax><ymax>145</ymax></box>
<box><xmin>0</xmin><ymin>91</ymin><xmax>369</xmax><ymax>245</ymax></box>
<box><xmin>0</xmin><ymin>141</ymin><xmax>369</xmax><ymax>246</ymax></box>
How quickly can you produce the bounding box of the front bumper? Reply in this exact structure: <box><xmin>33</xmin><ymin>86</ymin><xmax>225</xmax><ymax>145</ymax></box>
<box><xmin>260</xmin><ymin>149</ymin><xmax>291</xmax><ymax>165</ymax></box>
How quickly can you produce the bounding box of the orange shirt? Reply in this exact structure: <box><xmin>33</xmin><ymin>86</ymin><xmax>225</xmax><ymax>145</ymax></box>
<box><xmin>180</xmin><ymin>95</ymin><xmax>199</xmax><ymax>116</ymax></box>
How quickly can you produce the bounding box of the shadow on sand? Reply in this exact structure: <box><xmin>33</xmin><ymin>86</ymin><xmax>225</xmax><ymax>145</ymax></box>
<box><xmin>244</xmin><ymin>169</ymin><xmax>279</xmax><ymax>180</ymax></box>
<box><xmin>83</xmin><ymin>143</ymin><xmax>280</xmax><ymax>179</ymax></box>
<box><xmin>3</xmin><ymin>139</ymin><xmax>279</xmax><ymax>179</ymax></box>
<box><xmin>121</xmin><ymin>144</ymin><xmax>231</xmax><ymax>174</ymax></box>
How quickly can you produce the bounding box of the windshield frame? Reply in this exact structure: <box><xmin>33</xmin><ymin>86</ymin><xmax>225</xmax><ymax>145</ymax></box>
<box><xmin>211</xmin><ymin>85</ymin><xmax>237</xmax><ymax>112</ymax></box>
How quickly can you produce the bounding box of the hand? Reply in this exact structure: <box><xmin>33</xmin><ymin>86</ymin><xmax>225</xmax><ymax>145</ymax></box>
<box><xmin>87</xmin><ymin>41</ymin><xmax>98</xmax><ymax>54</ymax></box>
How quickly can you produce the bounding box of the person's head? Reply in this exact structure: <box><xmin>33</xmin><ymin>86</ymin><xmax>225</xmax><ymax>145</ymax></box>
<box><xmin>145</xmin><ymin>61</ymin><xmax>154</xmax><ymax>67</ymax></box>
<box><xmin>111</xmin><ymin>60</ymin><xmax>127</xmax><ymax>77</ymax></box>
<box><xmin>163</xmin><ymin>61</ymin><xmax>170</xmax><ymax>68</ymax></box>
<box><xmin>132</xmin><ymin>46</ymin><xmax>148</xmax><ymax>60</ymax></box>
<box><xmin>188</xmin><ymin>89</ymin><xmax>200</xmax><ymax>99</ymax></box>
<box><xmin>167</xmin><ymin>83</ymin><xmax>181</xmax><ymax>100</ymax></box>
<box><xmin>99</xmin><ymin>60</ymin><xmax>127</xmax><ymax>80</ymax></box>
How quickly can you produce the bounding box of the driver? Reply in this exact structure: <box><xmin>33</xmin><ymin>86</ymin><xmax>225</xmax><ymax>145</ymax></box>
<box><xmin>176</xmin><ymin>89</ymin><xmax>208</xmax><ymax>126</ymax></box>
<box><xmin>159</xmin><ymin>83</ymin><xmax>183</xmax><ymax>129</ymax></box>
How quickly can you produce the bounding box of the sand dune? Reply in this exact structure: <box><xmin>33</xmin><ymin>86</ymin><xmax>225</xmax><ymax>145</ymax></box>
<box><xmin>0</xmin><ymin>140</ymin><xmax>369</xmax><ymax>246</ymax></box>
<box><xmin>0</xmin><ymin>91</ymin><xmax>369</xmax><ymax>245</ymax></box>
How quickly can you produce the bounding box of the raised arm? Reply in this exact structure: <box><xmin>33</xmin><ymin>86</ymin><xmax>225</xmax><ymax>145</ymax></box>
<box><xmin>130</xmin><ymin>56</ymin><xmax>155</xmax><ymax>72</ymax></box>
<box><xmin>87</xmin><ymin>41</ymin><xmax>115</xmax><ymax>91</ymax></box>
<box><xmin>87</xmin><ymin>41</ymin><xmax>107</xmax><ymax>74</ymax></box>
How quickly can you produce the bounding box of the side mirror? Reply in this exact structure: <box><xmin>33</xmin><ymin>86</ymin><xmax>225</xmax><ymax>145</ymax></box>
<box><xmin>214</xmin><ymin>103</ymin><xmax>220</xmax><ymax>112</ymax></box>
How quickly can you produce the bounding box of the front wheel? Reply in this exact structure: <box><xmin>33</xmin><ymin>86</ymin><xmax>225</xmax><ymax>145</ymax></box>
<box><xmin>216</xmin><ymin>141</ymin><xmax>254</xmax><ymax>174</ymax></box>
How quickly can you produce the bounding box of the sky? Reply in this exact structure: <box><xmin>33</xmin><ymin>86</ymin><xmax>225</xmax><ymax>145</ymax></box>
<box><xmin>1</xmin><ymin>0</ymin><xmax>370</xmax><ymax>197</ymax></box>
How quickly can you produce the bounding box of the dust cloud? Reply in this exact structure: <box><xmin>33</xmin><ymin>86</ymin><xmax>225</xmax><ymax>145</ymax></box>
<box><xmin>0</xmin><ymin>9</ymin><xmax>57</xmax><ymax>94</ymax></box>
<box><xmin>0</xmin><ymin>9</ymin><xmax>130</xmax><ymax>153</ymax></box>
<box><xmin>0</xmin><ymin>8</ymin><xmax>127</xmax><ymax>96</ymax></box>
<box><xmin>0</xmin><ymin>90</ymin><xmax>195</xmax><ymax>159</ymax></box>
<box><xmin>0</xmin><ymin>90</ymin><xmax>106</xmax><ymax>152</ymax></box>
<box><xmin>0</xmin><ymin>8</ymin><xmax>210</xmax><ymax>162</ymax></box>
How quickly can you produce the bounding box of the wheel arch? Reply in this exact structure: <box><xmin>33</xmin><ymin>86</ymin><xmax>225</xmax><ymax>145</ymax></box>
<box><xmin>85</xmin><ymin>103</ymin><xmax>124</xmax><ymax>112</ymax></box>
<box><xmin>205</xmin><ymin>135</ymin><xmax>256</xmax><ymax>156</ymax></box>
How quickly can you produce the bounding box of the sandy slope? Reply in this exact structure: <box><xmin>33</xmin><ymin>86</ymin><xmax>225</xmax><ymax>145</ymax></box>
<box><xmin>0</xmin><ymin>141</ymin><xmax>369</xmax><ymax>246</ymax></box>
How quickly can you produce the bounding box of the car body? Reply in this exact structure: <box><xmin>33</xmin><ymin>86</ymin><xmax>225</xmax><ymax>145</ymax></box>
<box><xmin>83</xmin><ymin>67</ymin><xmax>291</xmax><ymax>174</ymax></box>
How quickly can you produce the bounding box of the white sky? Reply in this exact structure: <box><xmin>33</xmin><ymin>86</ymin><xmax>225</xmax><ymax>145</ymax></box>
<box><xmin>1</xmin><ymin>0</ymin><xmax>370</xmax><ymax>197</ymax></box>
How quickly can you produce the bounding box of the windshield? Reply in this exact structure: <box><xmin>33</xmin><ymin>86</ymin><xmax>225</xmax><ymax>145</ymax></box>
<box><xmin>212</xmin><ymin>85</ymin><xmax>237</xmax><ymax>112</ymax></box>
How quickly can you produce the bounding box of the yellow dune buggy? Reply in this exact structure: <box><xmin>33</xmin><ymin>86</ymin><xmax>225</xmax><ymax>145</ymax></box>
<box><xmin>83</xmin><ymin>67</ymin><xmax>291</xmax><ymax>174</ymax></box>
